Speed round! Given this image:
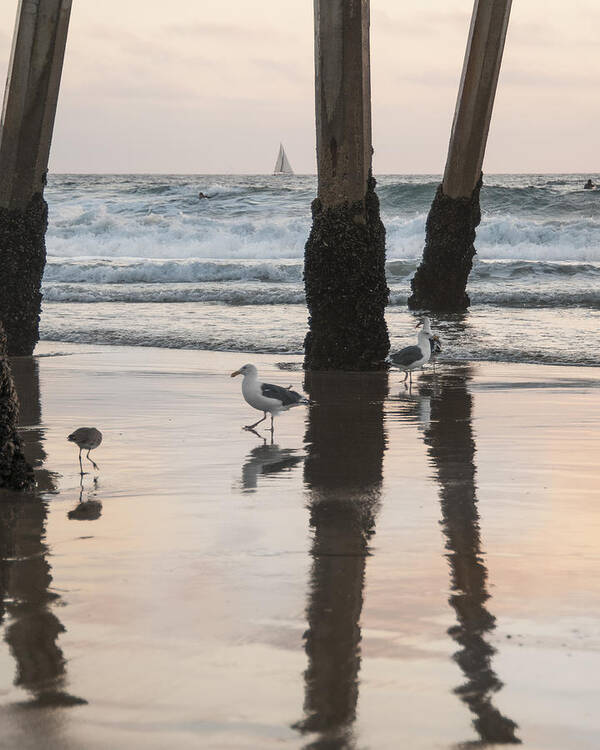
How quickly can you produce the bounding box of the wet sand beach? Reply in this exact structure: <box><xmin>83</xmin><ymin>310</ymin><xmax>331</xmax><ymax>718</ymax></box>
<box><xmin>1</xmin><ymin>343</ymin><xmax>600</xmax><ymax>749</ymax></box>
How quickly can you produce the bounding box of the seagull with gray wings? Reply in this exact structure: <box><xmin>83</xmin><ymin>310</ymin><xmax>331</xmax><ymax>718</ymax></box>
<box><xmin>388</xmin><ymin>317</ymin><xmax>436</xmax><ymax>385</ymax></box>
<box><xmin>429</xmin><ymin>332</ymin><xmax>442</xmax><ymax>371</ymax></box>
<box><xmin>231</xmin><ymin>364</ymin><xmax>308</xmax><ymax>432</ymax></box>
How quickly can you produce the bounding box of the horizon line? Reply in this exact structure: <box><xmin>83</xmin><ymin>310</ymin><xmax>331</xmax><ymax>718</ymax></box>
<box><xmin>45</xmin><ymin>171</ymin><xmax>599</xmax><ymax>177</ymax></box>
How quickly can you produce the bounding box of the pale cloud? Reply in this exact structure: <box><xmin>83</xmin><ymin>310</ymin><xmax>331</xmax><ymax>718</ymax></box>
<box><xmin>373</xmin><ymin>8</ymin><xmax>470</xmax><ymax>37</ymax></box>
<box><xmin>501</xmin><ymin>68</ymin><xmax>600</xmax><ymax>89</ymax></box>
<box><xmin>0</xmin><ymin>28</ymin><xmax>9</xmax><ymax>57</ymax></box>
<box><xmin>165</xmin><ymin>21</ymin><xmax>299</xmax><ymax>43</ymax></box>
<box><xmin>394</xmin><ymin>70</ymin><xmax>461</xmax><ymax>89</ymax></box>
<box><xmin>251</xmin><ymin>58</ymin><xmax>309</xmax><ymax>85</ymax></box>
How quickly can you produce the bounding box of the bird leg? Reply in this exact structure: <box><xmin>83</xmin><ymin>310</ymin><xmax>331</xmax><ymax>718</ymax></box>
<box><xmin>269</xmin><ymin>414</ymin><xmax>275</xmax><ymax>434</ymax></box>
<box><xmin>78</xmin><ymin>448</ymin><xmax>84</xmax><ymax>475</ymax></box>
<box><xmin>245</xmin><ymin>412</ymin><xmax>267</xmax><ymax>430</ymax></box>
<box><xmin>86</xmin><ymin>450</ymin><xmax>99</xmax><ymax>471</ymax></box>
<box><xmin>246</xmin><ymin>427</ymin><xmax>264</xmax><ymax>440</ymax></box>
<box><xmin>403</xmin><ymin>371</ymin><xmax>409</xmax><ymax>383</ymax></box>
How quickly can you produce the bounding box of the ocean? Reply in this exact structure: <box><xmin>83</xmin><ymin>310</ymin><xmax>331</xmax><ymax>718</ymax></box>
<box><xmin>41</xmin><ymin>173</ymin><xmax>600</xmax><ymax>366</ymax></box>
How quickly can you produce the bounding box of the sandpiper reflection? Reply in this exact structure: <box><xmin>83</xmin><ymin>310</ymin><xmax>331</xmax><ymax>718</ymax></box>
<box><xmin>68</xmin><ymin>475</ymin><xmax>102</xmax><ymax>520</ymax></box>
<box><xmin>419</xmin><ymin>367</ymin><xmax>520</xmax><ymax>745</ymax></box>
<box><xmin>240</xmin><ymin>429</ymin><xmax>304</xmax><ymax>493</ymax></box>
<box><xmin>0</xmin><ymin>356</ymin><xmax>85</xmax><ymax>708</ymax></box>
<box><xmin>295</xmin><ymin>371</ymin><xmax>388</xmax><ymax>750</ymax></box>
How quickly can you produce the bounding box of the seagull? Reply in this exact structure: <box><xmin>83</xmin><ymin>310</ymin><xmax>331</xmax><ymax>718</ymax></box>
<box><xmin>67</xmin><ymin>427</ymin><xmax>103</xmax><ymax>474</ymax></box>
<box><xmin>429</xmin><ymin>333</ymin><xmax>442</xmax><ymax>371</ymax></box>
<box><xmin>231</xmin><ymin>364</ymin><xmax>308</xmax><ymax>432</ymax></box>
<box><xmin>388</xmin><ymin>317</ymin><xmax>433</xmax><ymax>385</ymax></box>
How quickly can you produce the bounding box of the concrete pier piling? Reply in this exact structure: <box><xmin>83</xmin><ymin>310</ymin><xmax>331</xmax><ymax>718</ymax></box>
<box><xmin>0</xmin><ymin>0</ymin><xmax>72</xmax><ymax>355</ymax></box>
<box><xmin>304</xmin><ymin>0</ymin><xmax>389</xmax><ymax>370</ymax></box>
<box><xmin>0</xmin><ymin>324</ymin><xmax>34</xmax><ymax>490</ymax></box>
<box><xmin>409</xmin><ymin>0</ymin><xmax>512</xmax><ymax>312</ymax></box>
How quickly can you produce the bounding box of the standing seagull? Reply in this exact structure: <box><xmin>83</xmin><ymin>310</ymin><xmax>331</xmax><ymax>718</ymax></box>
<box><xmin>67</xmin><ymin>427</ymin><xmax>102</xmax><ymax>474</ymax></box>
<box><xmin>231</xmin><ymin>364</ymin><xmax>308</xmax><ymax>432</ymax></box>
<box><xmin>429</xmin><ymin>334</ymin><xmax>443</xmax><ymax>372</ymax></box>
<box><xmin>388</xmin><ymin>317</ymin><xmax>433</xmax><ymax>385</ymax></box>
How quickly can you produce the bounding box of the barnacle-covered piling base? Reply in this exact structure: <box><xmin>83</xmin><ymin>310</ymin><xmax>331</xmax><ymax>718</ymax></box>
<box><xmin>0</xmin><ymin>194</ymin><xmax>48</xmax><ymax>356</ymax></box>
<box><xmin>304</xmin><ymin>177</ymin><xmax>389</xmax><ymax>371</ymax></box>
<box><xmin>408</xmin><ymin>178</ymin><xmax>482</xmax><ymax>312</ymax></box>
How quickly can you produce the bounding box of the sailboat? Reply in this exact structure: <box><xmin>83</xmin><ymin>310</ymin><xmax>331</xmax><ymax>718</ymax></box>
<box><xmin>273</xmin><ymin>143</ymin><xmax>294</xmax><ymax>175</ymax></box>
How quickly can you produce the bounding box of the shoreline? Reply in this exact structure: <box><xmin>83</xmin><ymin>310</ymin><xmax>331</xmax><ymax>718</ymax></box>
<box><xmin>32</xmin><ymin>338</ymin><xmax>600</xmax><ymax>370</ymax></box>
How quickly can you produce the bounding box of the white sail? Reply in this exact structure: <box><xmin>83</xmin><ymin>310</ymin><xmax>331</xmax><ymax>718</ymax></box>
<box><xmin>273</xmin><ymin>143</ymin><xmax>294</xmax><ymax>175</ymax></box>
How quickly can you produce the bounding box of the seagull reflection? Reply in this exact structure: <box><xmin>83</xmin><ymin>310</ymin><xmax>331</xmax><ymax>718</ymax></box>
<box><xmin>68</xmin><ymin>475</ymin><xmax>102</xmax><ymax>520</ymax></box>
<box><xmin>294</xmin><ymin>371</ymin><xmax>388</xmax><ymax>750</ymax></box>
<box><xmin>388</xmin><ymin>382</ymin><xmax>436</xmax><ymax>432</ymax></box>
<box><xmin>418</xmin><ymin>368</ymin><xmax>520</xmax><ymax>745</ymax></box>
<box><xmin>1</xmin><ymin>356</ymin><xmax>86</xmax><ymax>709</ymax></box>
<box><xmin>240</xmin><ymin>430</ymin><xmax>304</xmax><ymax>493</ymax></box>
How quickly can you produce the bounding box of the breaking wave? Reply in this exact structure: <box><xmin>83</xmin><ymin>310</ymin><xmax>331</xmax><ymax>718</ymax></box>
<box><xmin>42</xmin><ymin>257</ymin><xmax>600</xmax><ymax>300</ymax></box>
<box><xmin>45</xmin><ymin>173</ymin><xmax>600</xmax><ymax>264</ymax></box>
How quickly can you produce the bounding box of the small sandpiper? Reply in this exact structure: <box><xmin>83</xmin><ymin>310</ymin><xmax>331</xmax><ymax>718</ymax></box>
<box><xmin>67</xmin><ymin>427</ymin><xmax>103</xmax><ymax>474</ymax></box>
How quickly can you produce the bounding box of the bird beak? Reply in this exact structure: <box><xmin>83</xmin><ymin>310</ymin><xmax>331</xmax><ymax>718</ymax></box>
<box><xmin>230</xmin><ymin>369</ymin><xmax>241</xmax><ymax>377</ymax></box>
<box><xmin>415</xmin><ymin>320</ymin><xmax>422</xmax><ymax>328</ymax></box>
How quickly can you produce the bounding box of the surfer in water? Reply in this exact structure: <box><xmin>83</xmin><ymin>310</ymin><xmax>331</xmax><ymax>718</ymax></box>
<box><xmin>198</xmin><ymin>191</ymin><xmax>209</xmax><ymax>199</ymax></box>
<box><xmin>584</xmin><ymin>179</ymin><xmax>595</xmax><ymax>190</ymax></box>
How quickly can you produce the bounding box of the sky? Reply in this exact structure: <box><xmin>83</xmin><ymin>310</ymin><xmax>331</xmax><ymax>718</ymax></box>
<box><xmin>1</xmin><ymin>0</ymin><xmax>599</xmax><ymax>174</ymax></box>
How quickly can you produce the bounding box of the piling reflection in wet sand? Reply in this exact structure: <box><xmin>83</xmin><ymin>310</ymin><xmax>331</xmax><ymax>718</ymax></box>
<box><xmin>419</xmin><ymin>367</ymin><xmax>520</xmax><ymax>745</ymax></box>
<box><xmin>9</xmin><ymin>357</ymin><xmax>58</xmax><ymax>495</ymax></box>
<box><xmin>0</xmin><ymin>357</ymin><xmax>85</xmax><ymax>708</ymax></box>
<box><xmin>296</xmin><ymin>371</ymin><xmax>388</xmax><ymax>749</ymax></box>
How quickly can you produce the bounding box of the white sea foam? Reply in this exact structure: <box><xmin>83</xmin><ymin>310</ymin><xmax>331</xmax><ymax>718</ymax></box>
<box><xmin>43</xmin><ymin>256</ymin><xmax>600</xmax><ymax>288</ymax></box>
<box><xmin>41</xmin><ymin>278</ymin><xmax>600</xmax><ymax>307</ymax></box>
<box><xmin>386</xmin><ymin>214</ymin><xmax>600</xmax><ymax>261</ymax></box>
<box><xmin>43</xmin><ymin>258</ymin><xmax>303</xmax><ymax>284</ymax></box>
<box><xmin>46</xmin><ymin>206</ymin><xmax>600</xmax><ymax>263</ymax></box>
<box><xmin>47</xmin><ymin>213</ymin><xmax>310</xmax><ymax>260</ymax></box>
<box><xmin>42</xmin><ymin>282</ymin><xmax>307</xmax><ymax>305</ymax></box>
